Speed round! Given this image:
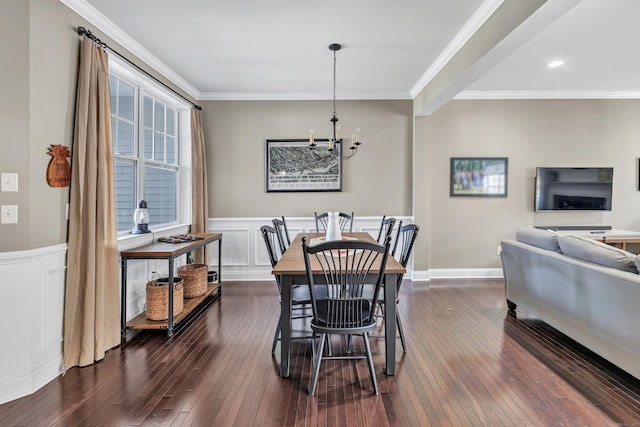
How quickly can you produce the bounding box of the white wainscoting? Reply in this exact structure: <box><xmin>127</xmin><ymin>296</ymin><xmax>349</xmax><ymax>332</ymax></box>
<box><xmin>0</xmin><ymin>215</ymin><xmax>419</xmax><ymax>404</ymax></box>
<box><xmin>207</xmin><ymin>216</ymin><xmax>415</xmax><ymax>282</ymax></box>
<box><xmin>0</xmin><ymin>244</ymin><xmax>67</xmax><ymax>405</ymax></box>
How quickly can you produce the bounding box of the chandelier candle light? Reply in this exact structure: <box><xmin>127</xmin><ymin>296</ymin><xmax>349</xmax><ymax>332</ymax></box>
<box><xmin>309</xmin><ymin>43</ymin><xmax>362</xmax><ymax>159</ymax></box>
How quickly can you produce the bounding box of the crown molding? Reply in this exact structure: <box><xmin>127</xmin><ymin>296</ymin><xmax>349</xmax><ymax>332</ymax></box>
<box><xmin>198</xmin><ymin>91</ymin><xmax>412</xmax><ymax>101</ymax></box>
<box><xmin>455</xmin><ymin>91</ymin><xmax>640</xmax><ymax>100</ymax></box>
<box><xmin>59</xmin><ymin>0</ymin><xmax>201</xmax><ymax>100</ymax></box>
<box><xmin>409</xmin><ymin>0</ymin><xmax>505</xmax><ymax>98</ymax></box>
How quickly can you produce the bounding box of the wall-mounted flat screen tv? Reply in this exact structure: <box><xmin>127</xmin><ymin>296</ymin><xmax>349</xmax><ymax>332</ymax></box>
<box><xmin>534</xmin><ymin>167</ymin><xmax>613</xmax><ymax>211</ymax></box>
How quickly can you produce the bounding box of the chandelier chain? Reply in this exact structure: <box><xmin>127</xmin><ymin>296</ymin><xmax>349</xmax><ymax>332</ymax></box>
<box><xmin>332</xmin><ymin>48</ymin><xmax>337</xmax><ymax>117</ymax></box>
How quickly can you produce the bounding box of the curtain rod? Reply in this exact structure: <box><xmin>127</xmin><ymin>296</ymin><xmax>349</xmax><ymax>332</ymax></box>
<box><xmin>76</xmin><ymin>26</ymin><xmax>202</xmax><ymax>110</ymax></box>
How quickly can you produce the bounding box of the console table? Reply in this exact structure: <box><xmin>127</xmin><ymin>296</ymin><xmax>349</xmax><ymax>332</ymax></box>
<box><xmin>120</xmin><ymin>232</ymin><xmax>222</xmax><ymax>341</ymax></box>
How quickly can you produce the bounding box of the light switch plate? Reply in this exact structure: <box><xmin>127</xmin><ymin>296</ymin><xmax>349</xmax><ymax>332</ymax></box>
<box><xmin>1</xmin><ymin>205</ymin><xmax>18</xmax><ymax>224</ymax></box>
<box><xmin>1</xmin><ymin>173</ymin><xmax>18</xmax><ymax>192</ymax></box>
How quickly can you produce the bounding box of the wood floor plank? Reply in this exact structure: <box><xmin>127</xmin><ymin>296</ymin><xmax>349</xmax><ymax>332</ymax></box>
<box><xmin>2</xmin><ymin>279</ymin><xmax>640</xmax><ymax>426</ymax></box>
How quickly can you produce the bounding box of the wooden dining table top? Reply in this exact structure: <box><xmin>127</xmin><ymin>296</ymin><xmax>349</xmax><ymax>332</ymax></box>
<box><xmin>271</xmin><ymin>232</ymin><xmax>406</xmax><ymax>276</ymax></box>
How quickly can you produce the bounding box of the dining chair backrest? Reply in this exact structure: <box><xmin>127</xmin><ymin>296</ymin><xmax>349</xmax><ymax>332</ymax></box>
<box><xmin>272</xmin><ymin>216</ymin><xmax>291</xmax><ymax>253</ymax></box>
<box><xmin>376</xmin><ymin>216</ymin><xmax>396</xmax><ymax>244</ymax></box>
<box><xmin>314</xmin><ymin>211</ymin><xmax>354</xmax><ymax>233</ymax></box>
<box><xmin>302</xmin><ymin>236</ymin><xmax>391</xmax><ymax>327</ymax></box>
<box><xmin>260</xmin><ymin>225</ymin><xmax>282</xmax><ymax>268</ymax></box>
<box><xmin>391</xmin><ymin>219</ymin><xmax>403</xmax><ymax>257</ymax></box>
<box><xmin>392</xmin><ymin>223</ymin><xmax>419</xmax><ymax>291</ymax></box>
<box><xmin>260</xmin><ymin>225</ymin><xmax>283</xmax><ymax>292</ymax></box>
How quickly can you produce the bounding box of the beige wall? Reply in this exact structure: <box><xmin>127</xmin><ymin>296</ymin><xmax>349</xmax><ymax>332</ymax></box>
<box><xmin>414</xmin><ymin>99</ymin><xmax>640</xmax><ymax>271</ymax></box>
<box><xmin>201</xmin><ymin>100</ymin><xmax>413</xmax><ymax>218</ymax></box>
<box><xmin>1</xmin><ymin>0</ymin><xmax>31</xmax><ymax>250</ymax></box>
<box><xmin>0</xmin><ymin>0</ymin><xmax>86</xmax><ymax>251</ymax></box>
<box><xmin>29</xmin><ymin>0</ymin><xmax>82</xmax><ymax>247</ymax></box>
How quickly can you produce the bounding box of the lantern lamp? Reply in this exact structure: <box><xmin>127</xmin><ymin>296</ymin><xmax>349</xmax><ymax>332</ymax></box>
<box><xmin>132</xmin><ymin>199</ymin><xmax>150</xmax><ymax>234</ymax></box>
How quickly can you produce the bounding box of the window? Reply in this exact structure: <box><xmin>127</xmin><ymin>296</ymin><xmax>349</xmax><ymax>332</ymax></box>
<box><xmin>108</xmin><ymin>57</ymin><xmax>191</xmax><ymax>234</ymax></box>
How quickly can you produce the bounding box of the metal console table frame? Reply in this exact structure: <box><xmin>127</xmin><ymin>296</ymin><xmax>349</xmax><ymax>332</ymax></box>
<box><xmin>120</xmin><ymin>232</ymin><xmax>222</xmax><ymax>341</ymax></box>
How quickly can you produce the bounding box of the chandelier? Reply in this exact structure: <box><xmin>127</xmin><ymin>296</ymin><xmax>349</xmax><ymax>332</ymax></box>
<box><xmin>308</xmin><ymin>43</ymin><xmax>362</xmax><ymax>159</ymax></box>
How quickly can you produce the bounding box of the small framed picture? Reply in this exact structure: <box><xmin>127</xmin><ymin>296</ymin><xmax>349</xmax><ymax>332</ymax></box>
<box><xmin>265</xmin><ymin>139</ymin><xmax>342</xmax><ymax>192</ymax></box>
<box><xmin>450</xmin><ymin>157</ymin><xmax>508</xmax><ymax>197</ymax></box>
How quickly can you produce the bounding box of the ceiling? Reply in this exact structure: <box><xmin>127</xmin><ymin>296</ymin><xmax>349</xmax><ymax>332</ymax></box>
<box><xmin>68</xmin><ymin>0</ymin><xmax>640</xmax><ymax>112</ymax></box>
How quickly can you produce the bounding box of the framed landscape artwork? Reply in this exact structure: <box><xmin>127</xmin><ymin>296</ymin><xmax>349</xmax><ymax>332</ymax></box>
<box><xmin>450</xmin><ymin>157</ymin><xmax>508</xmax><ymax>197</ymax></box>
<box><xmin>265</xmin><ymin>139</ymin><xmax>342</xmax><ymax>192</ymax></box>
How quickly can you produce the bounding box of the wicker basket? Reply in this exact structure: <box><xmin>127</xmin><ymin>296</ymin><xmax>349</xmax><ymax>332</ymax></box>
<box><xmin>146</xmin><ymin>278</ymin><xmax>184</xmax><ymax>321</ymax></box>
<box><xmin>178</xmin><ymin>263</ymin><xmax>208</xmax><ymax>298</ymax></box>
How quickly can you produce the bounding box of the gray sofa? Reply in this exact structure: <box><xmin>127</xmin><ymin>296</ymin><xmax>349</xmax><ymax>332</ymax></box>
<box><xmin>500</xmin><ymin>226</ymin><xmax>640</xmax><ymax>380</ymax></box>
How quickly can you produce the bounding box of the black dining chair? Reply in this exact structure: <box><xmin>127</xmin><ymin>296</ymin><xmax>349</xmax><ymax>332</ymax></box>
<box><xmin>302</xmin><ymin>235</ymin><xmax>391</xmax><ymax>396</ymax></box>
<box><xmin>314</xmin><ymin>211</ymin><xmax>354</xmax><ymax>233</ymax></box>
<box><xmin>391</xmin><ymin>220</ymin><xmax>403</xmax><ymax>257</ymax></box>
<box><xmin>260</xmin><ymin>225</ymin><xmax>313</xmax><ymax>355</ymax></box>
<box><xmin>376</xmin><ymin>215</ymin><xmax>396</xmax><ymax>244</ymax></box>
<box><xmin>375</xmin><ymin>223</ymin><xmax>419</xmax><ymax>352</ymax></box>
<box><xmin>272</xmin><ymin>216</ymin><xmax>291</xmax><ymax>253</ymax></box>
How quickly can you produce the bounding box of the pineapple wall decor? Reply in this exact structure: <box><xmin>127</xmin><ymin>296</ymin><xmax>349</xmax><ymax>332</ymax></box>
<box><xmin>46</xmin><ymin>144</ymin><xmax>71</xmax><ymax>187</ymax></box>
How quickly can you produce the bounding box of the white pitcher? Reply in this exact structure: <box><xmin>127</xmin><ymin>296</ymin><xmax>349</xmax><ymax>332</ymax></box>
<box><xmin>325</xmin><ymin>211</ymin><xmax>342</xmax><ymax>241</ymax></box>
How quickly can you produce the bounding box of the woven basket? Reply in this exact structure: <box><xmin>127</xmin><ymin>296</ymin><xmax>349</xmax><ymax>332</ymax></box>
<box><xmin>178</xmin><ymin>263</ymin><xmax>208</xmax><ymax>298</ymax></box>
<box><xmin>146</xmin><ymin>278</ymin><xmax>184</xmax><ymax>321</ymax></box>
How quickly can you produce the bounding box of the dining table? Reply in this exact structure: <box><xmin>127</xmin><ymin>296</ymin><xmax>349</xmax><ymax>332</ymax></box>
<box><xmin>271</xmin><ymin>232</ymin><xmax>406</xmax><ymax>377</ymax></box>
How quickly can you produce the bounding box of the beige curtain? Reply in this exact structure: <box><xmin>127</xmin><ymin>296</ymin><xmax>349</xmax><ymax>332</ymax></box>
<box><xmin>64</xmin><ymin>37</ymin><xmax>120</xmax><ymax>371</ymax></box>
<box><xmin>191</xmin><ymin>107</ymin><xmax>209</xmax><ymax>264</ymax></box>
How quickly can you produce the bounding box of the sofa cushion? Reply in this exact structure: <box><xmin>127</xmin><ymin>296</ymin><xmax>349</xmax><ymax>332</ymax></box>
<box><xmin>515</xmin><ymin>226</ymin><xmax>561</xmax><ymax>252</ymax></box>
<box><xmin>558</xmin><ymin>234</ymin><xmax>638</xmax><ymax>273</ymax></box>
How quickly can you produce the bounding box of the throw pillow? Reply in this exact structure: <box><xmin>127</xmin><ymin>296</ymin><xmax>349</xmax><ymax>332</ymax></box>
<box><xmin>515</xmin><ymin>226</ymin><xmax>561</xmax><ymax>253</ymax></box>
<box><xmin>558</xmin><ymin>234</ymin><xmax>638</xmax><ymax>273</ymax></box>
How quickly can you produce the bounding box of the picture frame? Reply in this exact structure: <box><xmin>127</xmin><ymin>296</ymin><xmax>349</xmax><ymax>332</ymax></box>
<box><xmin>450</xmin><ymin>157</ymin><xmax>508</xmax><ymax>197</ymax></box>
<box><xmin>265</xmin><ymin>139</ymin><xmax>342</xmax><ymax>192</ymax></box>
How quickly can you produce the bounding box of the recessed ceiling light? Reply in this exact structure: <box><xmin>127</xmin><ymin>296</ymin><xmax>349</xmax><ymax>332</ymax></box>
<box><xmin>548</xmin><ymin>60</ymin><xmax>564</xmax><ymax>68</ymax></box>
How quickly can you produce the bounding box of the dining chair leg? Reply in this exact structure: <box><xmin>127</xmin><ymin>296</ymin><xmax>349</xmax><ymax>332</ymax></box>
<box><xmin>363</xmin><ymin>332</ymin><xmax>379</xmax><ymax>395</ymax></box>
<box><xmin>310</xmin><ymin>333</ymin><xmax>326</xmax><ymax>396</ymax></box>
<box><xmin>346</xmin><ymin>334</ymin><xmax>353</xmax><ymax>353</ymax></box>
<box><xmin>396</xmin><ymin>310</ymin><xmax>407</xmax><ymax>352</ymax></box>
<box><xmin>378</xmin><ymin>304</ymin><xmax>384</xmax><ymax>325</ymax></box>
<box><xmin>312</xmin><ymin>333</ymin><xmax>330</xmax><ymax>360</ymax></box>
<box><xmin>272</xmin><ymin>314</ymin><xmax>281</xmax><ymax>355</ymax></box>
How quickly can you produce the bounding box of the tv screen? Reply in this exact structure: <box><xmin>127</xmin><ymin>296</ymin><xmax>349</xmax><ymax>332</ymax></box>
<box><xmin>535</xmin><ymin>167</ymin><xmax>613</xmax><ymax>211</ymax></box>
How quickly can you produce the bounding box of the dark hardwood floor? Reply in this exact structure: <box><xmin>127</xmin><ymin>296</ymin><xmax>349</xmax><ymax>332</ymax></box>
<box><xmin>2</xmin><ymin>278</ymin><xmax>640</xmax><ymax>426</ymax></box>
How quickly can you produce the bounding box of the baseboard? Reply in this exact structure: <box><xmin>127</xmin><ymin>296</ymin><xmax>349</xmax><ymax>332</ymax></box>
<box><xmin>0</xmin><ymin>355</ymin><xmax>62</xmax><ymax>405</ymax></box>
<box><xmin>411</xmin><ymin>270</ymin><xmax>431</xmax><ymax>282</ymax></box>
<box><xmin>221</xmin><ymin>270</ymin><xmax>274</xmax><ymax>282</ymax></box>
<box><xmin>427</xmin><ymin>268</ymin><xmax>503</xmax><ymax>280</ymax></box>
